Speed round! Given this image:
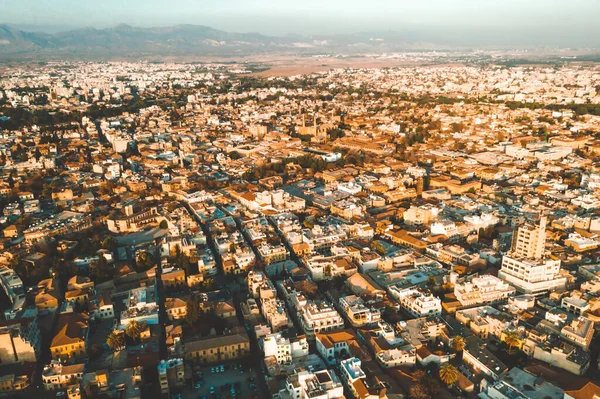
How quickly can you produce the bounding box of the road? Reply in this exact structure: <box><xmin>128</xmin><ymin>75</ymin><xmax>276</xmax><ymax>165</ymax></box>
<box><xmin>115</xmin><ymin>226</ymin><xmax>168</xmax><ymax>247</ymax></box>
<box><xmin>153</xmin><ymin>240</ymin><xmax>168</xmax><ymax>360</ymax></box>
<box><xmin>182</xmin><ymin>200</ymin><xmax>270</xmax><ymax>398</ymax></box>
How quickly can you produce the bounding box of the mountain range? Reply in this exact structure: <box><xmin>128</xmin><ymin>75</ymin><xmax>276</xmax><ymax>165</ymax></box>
<box><xmin>0</xmin><ymin>23</ymin><xmax>440</xmax><ymax>60</ymax></box>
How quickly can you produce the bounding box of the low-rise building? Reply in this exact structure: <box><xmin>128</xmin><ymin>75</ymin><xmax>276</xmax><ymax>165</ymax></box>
<box><xmin>296</xmin><ymin>298</ymin><xmax>345</xmax><ymax>339</ymax></box>
<box><xmin>454</xmin><ymin>275</ymin><xmax>516</xmax><ymax>307</ymax></box>
<box><xmin>277</xmin><ymin>368</ymin><xmax>344</xmax><ymax>399</ymax></box>
<box><xmin>50</xmin><ymin>313</ymin><xmax>88</xmax><ymax>362</ymax></box>
<box><xmin>0</xmin><ymin>318</ymin><xmax>40</xmax><ymax>364</ymax></box>
<box><xmin>481</xmin><ymin>367</ymin><xmax>563</xmax><ymax>399</ymax></box>
<box><xmin>389</xmin><ymin>287</ymin><xmax>441</xmax><ymax>317</ymax></box>
<box><xmin>184</xmin><ymin>333</ymin><xmax>250</xmax><ymax>364</ymax></box>
<box><xmin>561</xmin><ymin>317</ymin><xmax>595</xmax><ymax>349</ymax></box>
<box><xmin>339</xmin><ymin>357</ymin><xmax>385</xmax><ymax>399</ymax></box>
<box><xmin>339</xmin><ymin>295</ymin><xmax>381</xmax><ymax>327</ymax></box>
<box><xmin>42</xmin><ymin>361</ymin><xmax>84</xmax><ymax>390</ymax></box>
<box><xmin>158</xmin><ymin>358</ymin><xmax>185</xmax><ymax>395</ymax></box>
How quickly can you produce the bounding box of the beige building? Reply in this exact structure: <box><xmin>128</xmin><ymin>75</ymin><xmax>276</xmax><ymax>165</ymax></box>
<box><xmin>184</xmin><ymin>333</ymin><xmax>250</xmax><ymax>364</ymax></box>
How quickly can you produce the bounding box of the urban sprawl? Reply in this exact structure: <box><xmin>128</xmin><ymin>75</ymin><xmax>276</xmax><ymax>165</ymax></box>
<box><xmin>0</xmin><ymin>59</ymin><xmax>599</xmax><ymax>399</ymax></box>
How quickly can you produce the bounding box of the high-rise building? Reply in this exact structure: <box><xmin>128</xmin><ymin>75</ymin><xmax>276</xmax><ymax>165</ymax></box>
<box><xmin>498</xmin><ymin>216</ymin><xmax>566</xmax><ymax>295</ymax></box>
<box><xmin>510</xmin><ymin>216</ymin><xmax>547</xmax><ymax>259</ymax></box>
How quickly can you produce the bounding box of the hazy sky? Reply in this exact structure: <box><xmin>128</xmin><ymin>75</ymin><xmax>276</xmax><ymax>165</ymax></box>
<box><xmin>1</xmin><ymin>0</ymin><xmax>598</xmax><ymax>46</ymax></box>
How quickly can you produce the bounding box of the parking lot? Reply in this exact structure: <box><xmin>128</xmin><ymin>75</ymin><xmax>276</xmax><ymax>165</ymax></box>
<box><xmin>179</xmin><ymin>363</ymin><xmax>261</xmax><ymax>399</ymax></box>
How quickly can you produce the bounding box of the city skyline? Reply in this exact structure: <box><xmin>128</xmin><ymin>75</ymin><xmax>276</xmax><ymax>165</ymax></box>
<box><xmin>1</xmin><ymin>1</ymin><xmax>600</xmax><ymax>398</ymax></box>
<box><xmin>1</xmin><ymin>0</ymin><xmax>599</xmax><ymax>47</ymax></box>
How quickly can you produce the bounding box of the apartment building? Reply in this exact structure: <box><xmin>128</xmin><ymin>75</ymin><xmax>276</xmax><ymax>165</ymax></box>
<box><xmin>339</xmin><ymin>357</ymin><xmax>385</xmax><ymax>399</ymax></box>
<box><xmin>263</xmin><ymin>333</ymin><xmax>309</xmax><ymax>365</ymax></box>
<box><xmin>184</xmin><ymin>333</ymin><xmax>250</xmax><ymax>364</ymax></box>
<box><xmin>0</xmin><ymin>318</ymin><xmax>40</xmax><ymax>364</ymax></box>
<box><xmin>263</xmin><ymin>333</ymin><xmax>292</xmax><ymax>365</ymax></box>
<box><xmin>262</xmin><ymin>297</ymin><xmax>291</xmax><ymax>332</ymax></box>
<box><xmin>158</xmin><ymin>358</ymin><xmax>185</xmax><ymax>395</ymax></box>
<box><xmin>561</xmin><ymin>317</ymin><xmax>595</xmax><ymax>350</ymax></box>
<box><xmin>403</xmin><ymin>204</ymin><xmax>440</xmax><ymax>226</ymax></box>
<box><xmin>0</xmin><ymin>267</ymin><xmax>25</xmax><ymax>317</ymax></box>
<box><xmin>107</xmin><ymin>206</ymin><xmax>159</xmax><ymax>233</ymax></box>
<box><xmin>389</xmin><ymin>287</ymin><xmax>441</xmax><ymax>317</ymax></box>
<box><xmin>454</xmin><ymin>275</ymin><xmax>516</xmax><ymax>307</ymax></box>
<box><xmin>296</xmin><ymin>297</ymin><xmax>345</xmax><ymax>339</ymax></box>
<box><xmin>257</xmin><ymin>243</ymin><xmax>288</xmax><ymax>265</ymax></box>
<box><xmin>42</xmin><ymin>361</ymin><xmax>84</xmax><ymax>390</ymax></box>
<box><xmin>499</xmin><ymin>217</ymin><xmax>567</xmax><ymax>294</ymax></box>
<box><xmin>277</xmin><ymin>368</ymin><xmax>344</xmax><ymax>399</ymax></box>
<box><xmin>339</xmin><ymin>295</ymin><xmax>381</xmax><ymax>327</ymax></box>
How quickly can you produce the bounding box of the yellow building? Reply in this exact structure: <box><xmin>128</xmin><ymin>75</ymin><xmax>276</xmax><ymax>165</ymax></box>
<box><xmin>184</xmin><ymin>333</ymin><xmax>250</xmax><ymax>364</ymax></box>
<box><xmin>50</xmin><ymin>313</ymin><xmax>88</xmax><ymax>361</ymax></box>
<box><xmin>166</xmin><ymin>297</ymin><xmax>187</xmax><ymax>321</ymax></box>
<box><xmin>384</xmin><ymin>230</ymin><xmax>428</xmax><ymax>251</ymax></box>
<box><xmin>65</xmin><ymin>289</ymin><xmax>91</xmax><ymax>305</ymax></box>
<box><xmin>0</xmin><ymin>373</ymin><xmax>29</xmax><ymax>392</ymax></box>
<box><xmin>292</xmin><ymin>242</ymin><xmax>311</xmax><ymax>257</ymax></box>
<box><xmin>161</xmin><ymin>269</ymin><xmax>186</xmax><ymax>288</ymax></box>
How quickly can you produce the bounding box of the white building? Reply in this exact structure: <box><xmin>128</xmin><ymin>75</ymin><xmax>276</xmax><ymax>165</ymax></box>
<box><xmin>339</xmin><ymin>358</ymin><xmax>384</xmax><ymax>399</ymax></box>
<box><xmin>498</xmin><ymin>217</ymin><xmax>566</xmax><ymax>294</ymax></box>
<box><xmin>90</xmin><ymin>294</ymin><xmax>114</xmax><ymax>320</ymax></box>
<box><xmin>339</xmin><ymin>295</ymin><xmax>381</xmax><ymax>327</ymax></box>
<box><xmin>403</xmin><ymin>204</ymin><xmax>440</xmax><ymax>226</ymax></box>
<box><xmin>0</xmin><ymin>319</ymin><xmax>40</xmax><ymax>364</ymax></box>
<box><xmin>376</xmin><ymin>346</ymin><xmax>417</xmax><ymax>368</ymax></box>
<box><xmin>248</xmin><ymin>270</ymin><xmax>268</xmax><ymax>298</ymax></box>
<box><xmin>42</xmin><ymin>361</ymin><xmax>84</xmax><ymax>390</ymax></box>
<box><xmin>263</xmin><ymin>333</ymin><xmax>309</xmax><ymax>365</ymax></box>
<box><xmin>119</xmin><ymin>285</ymin><xmax>159</xmax><ymax>328</ymax></box>
<box><xmin>263</xmin><ymin>333</ymin><xmax>292</xmax><ymax>365</ymax></box>
<box><xmin>481</xmin><ymin>367</ymin><xmax>564</xmax><ymax>399</ymax></box>
<box><xmin>262</xmin><ymin>297</ymin><xmax>291</xmax><ymax>332</ymax></box>
<box><xmin>499</xmin><ymin>257</ymin><xmax>565</xmax><ymax>295</ymax></box>
<box><xmin>0</xmin><ymin>266</ymin><xmax>26</xmax><ymax>317</ymax></box>
<box><xmin>389</xmin><ymin>287</ymin><xmax>441</xmax><ymax>317</ymax></box>
<box><xmin>454</xmin><ymin>275</ymin><xmax>516</xmax><ymax>307</ymax></box>
<box><xmin>294</xmin><ymin>296</ymin><xmax>345</xmax><ymax>339</ymax></box>
<box><xmin>278</xmin><ymin>369</ymin><xmax>344</xmax><ymax>399</ymax></box>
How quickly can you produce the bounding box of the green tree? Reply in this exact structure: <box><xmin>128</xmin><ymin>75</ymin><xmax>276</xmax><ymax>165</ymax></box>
<box><xmin>136</xmin><ymin>251</ymin><xmax>153</xmax><ymax>270</ymax></box>
<box><xmin>106</xmin><ymin>331</ymin><xmax>125</xmax><ymax>351</ymax></box>
<box><xmin>504</xmin><ymin>331</ymin><xmax>521</xmax><ymax>355</ymax></box>
<box><xmin>228</xmin><ymin>151</ymin><xmax>242</xmax><ymax>160</ymax></box>
<box><xmin>159</xmin><ymin>220</ymin><xmax>169</xmax><ymax>229</ymax></box>
<box><xmin>186</xmin><ymin>294</ymin><xmax>200</xmax><ymax>326</ymax></box>
<box><xmin>91</xmin><ymin>254</ymin><xmax>111</xmax><ymax>280</ymax></box>
<box><xmin>126</xmin><ymin>320</ymin><xmax>142</xmax><ymax>342</ymax></box>
<box><xmin>409</xmin><ymin>384</ymin><xmax>429</xmax><ymax>399</ymax></box>
<box><xmin>450</xmin><ymin>335</ymin><xmax>466</xmax><ymax>353</ymax></box>
<box><xmin>101</xmin><ymin>236</ymin><xmax>118</xmax><ymax>252</ymax></box>
<box><xmin>439</xmin><ymin>363</ymin><xmax>459</xmax><ymax>386</ymax></box>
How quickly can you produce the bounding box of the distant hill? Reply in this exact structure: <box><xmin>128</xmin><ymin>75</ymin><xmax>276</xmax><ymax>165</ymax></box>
<box><xmin>0</xmin><ymin>23</ymin><xmax>437</xmax><ymax>60</ymax></box>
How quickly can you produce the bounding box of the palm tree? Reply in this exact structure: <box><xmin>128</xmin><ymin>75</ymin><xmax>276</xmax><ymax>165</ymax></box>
<box><xmin>186</xmin><ymin>294</ymin><xmax>200</xmax><ymax>326</ymax></box>
<box><xmin>450</xmin><ymin>335</ymin><xmax>466</xmax><ymax>353</ymax></box>
<box><xmin>439</xmin><ymin>363</ymin><xmax>459</xmax><ymax>386</ymax></box>
<box><xmin>106</xmin><ymin>331</ymin><xmax>124</xmax><ymax>351</ymax></box>
<box><xmin>504</xmin><ymin>331</ymin><xmax>521</xmax><ymax>355</ymax></box>
<box><xmin>411</xmin><ymin>369</ymin><xmax>426</xmax><ymax>381</ymax></box>
<box><xmin>126</xmin><ymin>320</ymin><xmax>142</xmax><ymax>341</ymax></box>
